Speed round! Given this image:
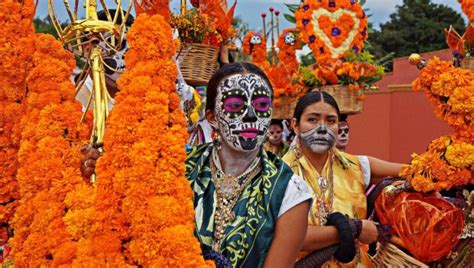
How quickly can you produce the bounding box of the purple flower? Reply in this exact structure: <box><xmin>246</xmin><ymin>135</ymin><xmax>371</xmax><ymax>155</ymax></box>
<box><xmin>350</xmin><ymin>0</ymin><xmax>356</xmax><ymax>4</ymax></box>
<box><xmin>303</xmin><ymin>5</ymin><xmax>310</xmax><ymax>11</ymax></box>
<box><xmin>302</xmin><ymin>19</ymin><xmax>309</xmax><ymax>26</ymax></box>
<box><xmin>361</xmin><ymin>28</ymin><xmax>366</xmax><ymax>36</ymax></box>
<box><xmin>320</xmin><ymin>47</ymin><xmax>324</xmax><ymax>54</ymax></box>
<box><xmin>309</xmin><ymin>35</ymin><xmax>316</xmax><ymax>43</ymax></box>
<box><xmin>353</xmin><ymin>45</ymin><xmax>359</xmax><ymax>53</ymax></box>
<box><xmin>331</xmin><ymin>27</ymin><xmax>341</xmax><ymax>36</ymax></box>
<box><xmin>329</xmin><ymin>1</ymin><xmax>336</xmax><ymax>8</ymax></box>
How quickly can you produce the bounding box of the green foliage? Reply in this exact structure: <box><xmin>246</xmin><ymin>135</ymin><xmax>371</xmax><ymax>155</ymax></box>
<box><xmin>33</xmin><ymin>17</ymin><xmax>58</xmax><ymax>38</ymax></box>
<box><xmin>368</xmin><ymin>0</ymin><xmax>466</xmax><ymax>67</ymax></box>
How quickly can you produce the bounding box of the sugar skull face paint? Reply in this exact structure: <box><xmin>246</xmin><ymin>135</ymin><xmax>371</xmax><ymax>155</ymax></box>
<box><xmin>336</xmin><ymin>121</ymin><xmax>350</xmax><ymax>149</ymax></box>
<box><xmin>215</xmin><ymin>73</ymin><xmax>272</xmax><ymax>152</ymax></box>
<box><xmin>300</xmin><ymin>124</ymin><xmax>337</xmax><ymax>154</ymax></box>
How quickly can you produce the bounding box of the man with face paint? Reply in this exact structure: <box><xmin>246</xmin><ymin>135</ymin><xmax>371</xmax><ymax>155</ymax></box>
<box><xmin>264</xmin><ymin>120</ymin><xmax>290</xmax><ymax>157</ymax></box>
<box><xmin>186</xmin><ymin>62</ymin><xmax>312</xmax><ymax>267</ymax></box>
<box><xmin>336</xmin><ymin>119</ymin><xmax>350</xmax><ymax>152</ymax></box>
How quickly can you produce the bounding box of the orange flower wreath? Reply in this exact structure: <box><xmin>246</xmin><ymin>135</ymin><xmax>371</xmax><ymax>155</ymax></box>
<box><xmin>295</xmin><ymin>0</ymin><xmax>368</xmax><ymax>63</ymax></box>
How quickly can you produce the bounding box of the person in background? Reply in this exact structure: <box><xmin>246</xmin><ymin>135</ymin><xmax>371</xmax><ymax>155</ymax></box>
<box><xmin>264</xmin><ymin>119</ymin><xmax>290</xmax><ymax>157</ymax></box>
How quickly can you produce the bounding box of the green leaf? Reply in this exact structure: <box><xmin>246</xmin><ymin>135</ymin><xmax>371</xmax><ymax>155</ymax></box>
<box><xmin>284</xmin><ymin>13</ymin><xmax>296</xmax><ymax>24</ymax></box>
<box><xmin>284</xmin><ymin>4</ymin><xmax>300</xmax><ymax>13</ymax></box>
<box><xmin>359</xmin><ymin>0</ymin><xmax>366</xmax><ymax>6</ymax></box>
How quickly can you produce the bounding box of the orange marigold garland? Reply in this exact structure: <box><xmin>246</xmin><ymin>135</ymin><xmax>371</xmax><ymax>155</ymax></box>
<box><xmin>11</xmin><ymin>34</ymin><xmax>91</xmax><ymax>266</ymax></box>
<box><xmin>295</xmin><ymin>0</ymin><xmax>368</xmax><ymax>63</ymax></box>
<box><xmin>0</xmin><ymin>0</ymin><xmax>36</xmax><ymax>262</ymax></box>
<box><xmin>412</xmin><ymin>57</ymin><xmax>474</xmax><ymax>142</ymax></box>
<box><xmin>73</xmin><ymin>13</ymin><xmax>210</xmax><ymax>266</ymax></box>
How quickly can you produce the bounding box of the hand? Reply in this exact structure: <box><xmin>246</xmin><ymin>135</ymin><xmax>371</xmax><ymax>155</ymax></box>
<box><xmin>357</xmin><ymin>220</ymin><xmax>378</xmax><ymax>244</ymax></box>
<box><xmin>80</xmin><ymin>144</ymin><xmax>102</xmax><ymax>179</ymax></box>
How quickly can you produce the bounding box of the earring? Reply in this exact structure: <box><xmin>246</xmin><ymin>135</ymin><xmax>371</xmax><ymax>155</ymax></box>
<box><xmin>213</xmin><ymin>132</ymin><xmax>222</xmax><ymax>151</ymax></box>
<box><xmin>295</xmin><ymin>136</ymin><xmax>302</xmax><ymax>159</ymax></box>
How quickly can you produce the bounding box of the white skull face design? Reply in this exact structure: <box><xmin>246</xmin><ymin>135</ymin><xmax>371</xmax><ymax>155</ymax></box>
<box><xmin>300</xmin><ymin>124</ymin><xmax>337</xmax><ymax>154</ymax></box>
<box><xmin>250</xmin><ymin>34</ymin><xmax>262</xmax><ymax>45</ymax></box>
<box><xmin>336</xmin><ymin>122</ymin><xmax>350</xmax><ymax>148</ymax></box>
<box><xmin>100</xmin><ymin>26</ymin><xmax>129</xmax><ymax>82</ymax></box>
<box><xmin>284</xmin><ymin>32</ymin><xmax>296</xmax><ymax>46</ymax></box>
<box><xmin>215</xmin><ymin>73</ymin><xmax>273</xmax><ymax>152</ymax></box>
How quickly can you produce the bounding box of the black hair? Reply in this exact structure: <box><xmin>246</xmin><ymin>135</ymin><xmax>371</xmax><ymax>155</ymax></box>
<box><xmin>206</xmin><ymin>62</ymin><xmax>273</xmax><ymax>112</ymax></box>
<box><xmin>270</xmin><ymin>119</ymin><xmax>283</xmax><ymax>129</ymax></box>
<box><xmin>97</xmin><ymin>9</ymin><xmax>134</xmax><ymax>26</ymax></box>
<box><xmin>293</xmin><ymin>91</ymin><xmax>341</xmax><ymax>122</ymax></box>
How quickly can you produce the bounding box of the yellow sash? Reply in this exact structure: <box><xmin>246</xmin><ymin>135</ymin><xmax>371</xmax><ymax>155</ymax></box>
<box><xmin>283</xmin><ymin>148</ymin><xmax>371</xmax><ymax>267</ymax></box>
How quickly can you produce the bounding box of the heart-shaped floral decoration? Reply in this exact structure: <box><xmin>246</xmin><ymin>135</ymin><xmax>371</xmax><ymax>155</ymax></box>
<box><xmin>295</xmin><ymin>0</ymin><xmax>368</xmax><ymax>62</ymax></box>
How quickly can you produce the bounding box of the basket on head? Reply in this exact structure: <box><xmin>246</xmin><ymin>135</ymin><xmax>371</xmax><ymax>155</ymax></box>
<box><xmin>313</xmin><ymin>85</ymin><xmax>364</xmax><ymax>115</ymax></box>
<box><xmin>376</xmin><ymin>191</ymin><xmax>464</xmax><ymax>263</ymax></box>
<box><xmin>272</xmin><ymin>96</ymin><xmax>297</xmax><ymax>119</ymax></box>
<box><xmin>177</xmin><ymin>43</ymin><xmax>219</xmax><ymax>86</ymax></box>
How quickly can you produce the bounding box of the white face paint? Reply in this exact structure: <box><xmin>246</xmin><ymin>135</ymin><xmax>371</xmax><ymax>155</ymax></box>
<box><xmin>284</xmin><ymin>32</ymin><xmax>296</xmax><ymax>46</ymax></box>
<box><xmin>250</xmin><ymin>34</ymin><xmax>262</xmax><ymax>45</ymax></box>
<box><xmin>215</xmin><ymin>73</ymin><xmax>273</xmax><ymax>152</ymax></box>
<box><xmin>99</xmin><ymin>26</ymin><xmax>129</xmax><ymax>82</ymax></box>
<box><xmin>300</xmin><ymin>124</ymin><xmax>337</xmax><ymax>154</ymax></box>
<box><xmin>337</xmin><ymin>123</ymin><xmax>350</xmax><ymax>149</ymax></box>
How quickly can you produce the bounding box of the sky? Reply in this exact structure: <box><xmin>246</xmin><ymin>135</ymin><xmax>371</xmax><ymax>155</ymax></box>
<box><xmin>38</xmin><ymin>0</ymin><xmax>466</xmax><ymax>31</ymax></box>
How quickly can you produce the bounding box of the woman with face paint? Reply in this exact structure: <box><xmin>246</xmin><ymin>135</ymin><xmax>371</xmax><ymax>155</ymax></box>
<box><xmin>186</xmin><ymin>62</ymin><xmax>313</xmax><ymax>267</ymax></box>
<box><xmin>282</xmin><ymin>91</ymin><xmax>387</xmax><ymax>267</ymax></box>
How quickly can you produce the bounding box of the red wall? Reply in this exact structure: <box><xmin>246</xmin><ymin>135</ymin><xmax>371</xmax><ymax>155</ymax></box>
<box><xmin>344</xmin><ymin>50</ymin><xmax>453</xmax><ymax>163</ymax></box>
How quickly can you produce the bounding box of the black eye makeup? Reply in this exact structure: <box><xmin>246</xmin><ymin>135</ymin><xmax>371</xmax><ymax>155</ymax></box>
<box><xmin>221</xmin><ymin>89</ymin><xmax>248</xmax><ymax>118</ymax></box>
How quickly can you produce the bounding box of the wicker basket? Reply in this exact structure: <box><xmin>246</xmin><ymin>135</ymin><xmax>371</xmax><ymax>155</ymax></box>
<box><xmin>273</xmin><ymin>96</ymin><xmax>297</xmax><ymax>119</ymax></box>
<box><xmin>313</xmin><ymin>85</ymin><xmax>364</xmax><ymax>115</ymax></box>
<box><xmin>460</xmin><ymin>57</ymin><xmax>474</xmax><ymax>72</ymax></box>
<box><xmin>177</xmin><ymin>43</ymin><xmax>219</xmax><ymax>86</ymax></box>
<box><xmin>372</xmin><ymin>243</ymin><xmax>428</xmax><ymax>267</ymax></box>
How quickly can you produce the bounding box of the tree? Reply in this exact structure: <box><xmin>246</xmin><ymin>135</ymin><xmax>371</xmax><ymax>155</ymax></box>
<box><xmin>369</xmin><ymin>0</ymin><xmax>465</xmax><ymax>62</ymax></box>
<box><xmin>33</xmin><ymin>16</ymin><xmax>59</xmax><ymax>38</ymax></box>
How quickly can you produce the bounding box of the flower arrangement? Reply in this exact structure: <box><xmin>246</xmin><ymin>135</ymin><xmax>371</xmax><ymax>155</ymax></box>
<box><xmin>459</xmin><ymin>0</ymin><xmax>474</xmax><ymax>23</ymax></box>
<box><xmin>0</xmin><ymin>0</ymin><xmax>36</xmax><ymax>263</ymax></box>
<box><xmin>252</xmin><ymin>0</ymin><xmax>383</xmax><ymax>113</ymax></box>
<box><xmin>400</xmin><ymin>135</ymin><xmax>473</xmax><ymax>192</ymax></box>
<box><xmin>170</xmin><ymin>9</ymin><xmax>222</xmax><ymax>46</ymax></box>
<box><xmin>171</xmin><ymin>0</ymin><xmax>236</xmax><ymax>47</ymax></box>
<box><xmin>11</xmin><ymin>33</ymin><xmax>91</xmax><ymax>266</ymax></box>
<box><xmin>294</xmin><ymin>0</ymin><xmax>368</xmax><ymax>63</ymax></box>
<box><xmin>69</xmin><ymin>13</ymin><xmax>210</xmax><ymax>266</ymax></box>
<box><xmin>242</xmin><ymin>31</ymin><xmax>270</xmax><ymax>70</ymax></box>
<box><xmin>412</xmin><ymin>57</ymin><xmax>474</xmax><ymax>141</ymax></box>
<box><xmin>402</xmin><ymin>56</ymin><xmax>474</xmax><ymax>193</ymax></box>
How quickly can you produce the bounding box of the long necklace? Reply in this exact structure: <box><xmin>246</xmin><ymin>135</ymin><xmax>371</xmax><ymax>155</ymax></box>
<box><xmin>210</xmin><ymin>149</ymin><xmax>262</xmax><ymax>252</ymax></box>
<box><xmin>299</xmin><ymin>152</ymin><xmax>335</xmax><ymax>225</ymax></box>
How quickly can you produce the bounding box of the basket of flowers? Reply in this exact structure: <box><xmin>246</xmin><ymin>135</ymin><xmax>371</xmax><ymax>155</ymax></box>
<box><xmin>171</xmin><ymin>1</ymin><xmax>236</xmax><ymax>86</ymax></box>
<box><xmin>171</xmin><ymin>9</ymin><xmax>220</xmax><ymax>85</ymax></box>
<box><xmin>249</xmin><ymin>0</ymin><xmax>385</xmax><ymax>118</ymax></box>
